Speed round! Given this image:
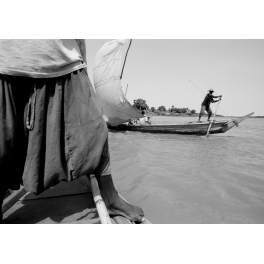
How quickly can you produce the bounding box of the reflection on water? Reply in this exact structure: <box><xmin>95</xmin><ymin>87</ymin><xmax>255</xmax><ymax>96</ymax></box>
<box><xmin>108</xmin><ymin>116</ymin><xmax>264</xmax><ymax>223</ymax></box>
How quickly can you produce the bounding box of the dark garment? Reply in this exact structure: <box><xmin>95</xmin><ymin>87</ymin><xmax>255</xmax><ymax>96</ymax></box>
<box><xmin>202</xmin><ymin>93</ymin><xmax>214</xmax><ymax>107</ymax></box>
<box><xmin>199</xmin><ymin>104</ymin><xmax>212</xmax><ymax>115</ymax></box>
<box><xmin>0</xmin><ymin>69</ymin><xmax>109</xmax><ymax>195</ymax></box>
<box><xmin>0</xmin><ymin>75</ymin><xmax>30</xmax><ymax>190</ymax></box>
<box><xmin>205</xmin><ymin>105</ymin><xmax>212</xmax><ymax>113</ymax></box>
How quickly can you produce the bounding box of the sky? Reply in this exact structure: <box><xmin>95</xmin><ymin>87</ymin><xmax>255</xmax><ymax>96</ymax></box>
<box><xmin>85</xmin><ymin>39</ymin><xmax>264</xmax><ymax>117</ymax></box>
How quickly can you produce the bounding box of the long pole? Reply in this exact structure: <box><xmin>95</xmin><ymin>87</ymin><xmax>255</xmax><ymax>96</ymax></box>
<box><xmin>120</xmin><ymin>39</ymin><xmax>132</xmax><ymax>80</ymax></box>
<box><xmin>206</xmin><ymin>99</ymin><xmax>221</xmax><ymax>137</ymax></box>
<box><xmin>90</xmin><ymin>174</ymin><xmax>112</xmax><ymax>224</ymax></box>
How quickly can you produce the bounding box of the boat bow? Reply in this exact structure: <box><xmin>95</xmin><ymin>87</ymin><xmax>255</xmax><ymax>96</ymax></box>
<box><xmin>221</xmin><ymin>112</ymin><xmax>254</xmax><ymax>133</ymax></box>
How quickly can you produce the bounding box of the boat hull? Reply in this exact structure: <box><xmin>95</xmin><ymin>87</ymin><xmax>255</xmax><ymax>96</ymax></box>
<box><xmin>2</xmin><ymin>177</ymin><xmax>151</xmax><ymax>224</ymax></box>
<box><xmin>107</xmin><ymin>113</ymin><xmax>254</xmax><ymax>135</ymax></box>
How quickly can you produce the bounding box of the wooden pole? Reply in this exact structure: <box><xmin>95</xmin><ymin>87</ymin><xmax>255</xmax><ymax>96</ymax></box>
<box><xmin>206</xmin><ymin>99</ymin><xmax>221</xmax><ymax>137</ymax></box>
<box><xmin>90</xmin><ymin>175</ymin><xmax>112</xmax><ymax>224</ymax></box>
<box><xmin>120</xmin><ymin>39</ymin><xmax>132</xmax><ymax>80</ymax></box>
<box><xmin>125</xmin><ymin>84</ymin><xmax>128</xmax><ymax>96</ymax></box>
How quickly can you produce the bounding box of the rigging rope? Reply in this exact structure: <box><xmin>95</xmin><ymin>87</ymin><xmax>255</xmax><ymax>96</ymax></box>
<box><xmin>144</xmin><ymin>40</ymin><xmax>229</xmax><ymax>116</ymax></box>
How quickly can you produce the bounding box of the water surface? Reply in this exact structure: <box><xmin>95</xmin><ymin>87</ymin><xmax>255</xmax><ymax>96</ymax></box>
<box><xmin>108</xmin><ymin>116</ymin><xmax>264</xmax><ymax>224</ymax></box>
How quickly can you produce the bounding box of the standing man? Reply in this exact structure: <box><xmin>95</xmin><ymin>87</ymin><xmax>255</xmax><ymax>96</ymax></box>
<box><xmin>0</xmin><ymin>39</ymin><xmax>144</xmax><ymax>223</ymax></box>
<box><xmin>198</xmin><ymin>89</ymin><xmax>222</xmax><ymax>122</ymax></box>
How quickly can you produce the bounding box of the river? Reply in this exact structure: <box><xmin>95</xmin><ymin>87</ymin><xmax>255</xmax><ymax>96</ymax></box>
<box><xmin>108</xmin><ymin>116</ymin><xmax>264</xmax><ymax>224</ymax></box>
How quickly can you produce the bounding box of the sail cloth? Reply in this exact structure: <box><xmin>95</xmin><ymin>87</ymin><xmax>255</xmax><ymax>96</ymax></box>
<box><xmin>93</xmin><ymin>39</ymin><xmax>143</xmax><ymax>126</ymax></box>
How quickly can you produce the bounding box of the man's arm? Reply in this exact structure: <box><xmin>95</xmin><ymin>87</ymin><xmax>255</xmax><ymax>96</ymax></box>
<box><xmin>76</xmin><ymin>39</ymin><xmax>87</xmax><ymax>64</ymax></box>
<box><xmin>213</xmin><ymin>95</ymin><xmax>222</xmax><ymax>103</ymax></box>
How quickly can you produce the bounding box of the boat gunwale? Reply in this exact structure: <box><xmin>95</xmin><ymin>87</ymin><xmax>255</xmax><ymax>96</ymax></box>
<box><xmin>110</xmin><ymin>120</ymin><xmax>229</xmax><ymax>128</ymax></box>
<box><xmin>107</xmin><ymin>112</ymin><xmax>254</xmax><ymax>135</ymax></box>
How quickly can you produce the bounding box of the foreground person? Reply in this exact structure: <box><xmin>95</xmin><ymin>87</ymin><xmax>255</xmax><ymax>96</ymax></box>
<box><xmin>198</xmin><ymin>89</ymin><xmax>222</xmax><ymax>122</ymax></box>
<box><xmin>0</xmin><ymin>39</ymin><xmax>144</xmax><ymax>223</ymax></box>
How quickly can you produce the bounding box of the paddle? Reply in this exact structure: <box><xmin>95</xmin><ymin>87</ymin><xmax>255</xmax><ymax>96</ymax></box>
<box><xmin>90</xmin><ymin>174</ymin><xmax>112</xmax><ymax>224</ymax></box>
<box><xmin>206</xmin><ymin>98</ymin><xmax>221</xmax><ymax>138</ymax></box>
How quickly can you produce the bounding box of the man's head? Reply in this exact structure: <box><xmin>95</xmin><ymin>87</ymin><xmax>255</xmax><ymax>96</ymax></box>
<box><xmin>208</xmin><ymin>89</ymin><xmax>214</xmax><ymax>94</ymax></box>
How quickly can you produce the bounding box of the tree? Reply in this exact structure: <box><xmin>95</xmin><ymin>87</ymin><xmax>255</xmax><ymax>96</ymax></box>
<box><xmin>150</xmin><ymin>107</ymin><xmax>156</xmax><ymax>112</ymax></box>
<box><xmin>157</xmin><ymin>105</ymin><xmax>166</xmax><ymax>112</ymax></box>
<box><xmin>191</xmin><ymin>109</ymin><xmax>196</xmax><ymax>114</ymax></box>
<box><xmin>133</xmin><ymin>98</ymin><xmax>149</xmax><ymax>111</ymax></box>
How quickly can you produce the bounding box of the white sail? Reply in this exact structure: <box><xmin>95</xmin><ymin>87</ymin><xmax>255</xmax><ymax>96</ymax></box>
<box><xmin>93</xmin><ymin>39</ymin><xmax>143</xmax><ymax>126</ymax></box>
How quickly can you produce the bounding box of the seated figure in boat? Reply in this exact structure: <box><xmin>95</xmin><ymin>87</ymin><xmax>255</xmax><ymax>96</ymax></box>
<box><xmin>128</xmin><ymin>118</ymin><xmax>139</xmax><ymax>126</ymax></box>
<box><xmin>138</xmin><ymin>110</ymin><xmax>151</xmax><ymax>126</ymax></box>
<box><xmin>198</xmin><ymin>89</ymin><xmax>222</xmax><ymax>122</ymax></box>
<box><xmin>0</xmin><ymin>39</ymin><xmax>144</xmax><ymax>223</ymax></box>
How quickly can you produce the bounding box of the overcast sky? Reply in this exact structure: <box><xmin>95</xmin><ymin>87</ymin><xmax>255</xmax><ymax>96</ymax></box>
<box><xmin>85</xmin><ymin>39</ymin><xmax>264</xmax><ymax>117</ymax></box>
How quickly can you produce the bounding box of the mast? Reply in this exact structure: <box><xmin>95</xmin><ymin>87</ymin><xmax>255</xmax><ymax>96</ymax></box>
<box><xmin>120</xmin><ymin>39</ymin><xmax>132</xmax><ymax>80</ymax></box>
<box><xmin>93</xmin><ymin>39</ymin><xmax>143</xmax><ymax>126</ymax></box>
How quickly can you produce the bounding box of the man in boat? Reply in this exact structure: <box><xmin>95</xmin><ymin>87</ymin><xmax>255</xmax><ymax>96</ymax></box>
<box><xmin>138</xmin><ymin>110</ymin><xmax>151</xmax><ymax>125</ymax></box>
<box><xmin>128</xmin><ymin>118</ymin><xmax>139</xmax><ymax>126</ymax></box>
<box><xmin>0</xmin><ymin>40</ymin><xmax>144</xmax><ymax>223</ymax></box>
<box><xmin>198</xmin><ymin>89</ymin><xmax>222</xmax><ymax>122</ymax></box>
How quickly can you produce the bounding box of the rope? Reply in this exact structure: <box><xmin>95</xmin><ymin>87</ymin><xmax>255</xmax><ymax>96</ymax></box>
<box><xmin>144</xmin><ymin>40</ymin><xmax>229</xmax><ymax>116</ymax></box>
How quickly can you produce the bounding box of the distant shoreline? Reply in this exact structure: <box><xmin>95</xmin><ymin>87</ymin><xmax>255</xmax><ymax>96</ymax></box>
<box><xmin>147</xmin><ymin>112</ymin><xmax>263</xmax><ymax>118</ymax></box>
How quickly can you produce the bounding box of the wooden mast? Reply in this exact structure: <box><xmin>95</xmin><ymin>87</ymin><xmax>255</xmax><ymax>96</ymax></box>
<box><xmin>120</xmin><ymin>39</ymin><xmax>132</xmax><ymax>80</ymax></box>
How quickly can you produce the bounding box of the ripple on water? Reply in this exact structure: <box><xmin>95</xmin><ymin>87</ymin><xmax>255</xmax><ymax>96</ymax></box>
<box><xmin>108</xmin><ymin>117</ymin><xmax>264</xmax><ymax>223</ymax></box>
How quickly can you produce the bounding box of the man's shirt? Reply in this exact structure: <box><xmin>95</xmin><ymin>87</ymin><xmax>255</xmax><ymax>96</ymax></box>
<box><xmin>0</xmin><ymin>40</ymin><xmax>86</xmax><ymax>78</ymax></box>
<box><xmin>202</xmin><ymin>93</ymin><xmax>214</xmax><ymax>106</ymax></box>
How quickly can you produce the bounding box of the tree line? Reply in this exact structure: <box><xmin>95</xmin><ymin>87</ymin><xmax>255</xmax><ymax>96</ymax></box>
<box><xmin>133</xmin><ymin>98</ymin><xmax>196</xmax><ymax>115</ymax></box>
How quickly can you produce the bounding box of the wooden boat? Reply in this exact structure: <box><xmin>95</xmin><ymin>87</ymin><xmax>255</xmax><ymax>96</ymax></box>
<box><xmin>107</xmin><ymin>112</ymin><xmax>254</xmax><ymax>135</ymax></box>
<box><xmin>93</xmin><ymin>39</ymin><xmax>253</xmax><ymax>136</ymax></box>
<box><xmin>2</xmin><ymin>176</ymin><xmax>151</xmax><ymax>224</ymax></box>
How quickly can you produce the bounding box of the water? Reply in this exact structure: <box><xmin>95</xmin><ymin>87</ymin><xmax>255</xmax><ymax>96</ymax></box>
<box><xmin>108</xmin><ymin>116</ymin><xmax>264</xmax><ymax>224</ymax></box>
